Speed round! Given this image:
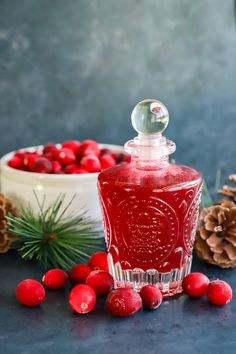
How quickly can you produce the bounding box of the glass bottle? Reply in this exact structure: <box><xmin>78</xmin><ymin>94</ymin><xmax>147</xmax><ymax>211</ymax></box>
<box><xmin>98</xmin><ymin>99</ymin><xmax>202</xmax><ymax>296</ymax></box>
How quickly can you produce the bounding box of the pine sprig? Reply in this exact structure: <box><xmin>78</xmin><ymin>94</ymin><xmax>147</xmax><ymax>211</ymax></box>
<box><xmin>7</xmin><ymin>193</ymin><xmax>104</xmax><ymax>270</ymax></box>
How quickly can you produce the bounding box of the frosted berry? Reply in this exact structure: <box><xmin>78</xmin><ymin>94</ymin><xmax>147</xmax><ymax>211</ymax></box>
<box><xmin>62</xmin><ymin>140</ymin><xmax>81</xmax><ymax>155</ymax></box>
<box><xmin>80</xmin><ymin>155</ymin><xmax>101</xmax><ymax>172</ymax></box>
<box><xmin>31</xmin><ymin>157</ymin><xmax>53</xmax><ymax>173</ymax></box>
<box><xmin>69</xmin><ymin>284</ymin><xmax>96</xmax><ymax>314</ymax></box>
<box><xmin>42</xmin><ymin>269</ymin><xmax>68</xmax><ymax>289</ymax></box>
<box><xmin>207</xmin><ymin>280</ymin><xmax>233</xmax><ymax>306</ymax></box>
<box><xmin>16</xmin><ymin>279</ymin><xmax>45</xmax><ymax>307</ymax></box>
<box><xmin>88</xmin><ymin>252</ymin><xmax>109</xmax><ymax>272</ymax></box>
<box><xmin>100</xmin><ymin>154</ymin><xmax>116</xmax><ymax>170</ymax></box>
<box><xmin>140</xmin><ymin>285</ymin><xmax>163</xmax><ymax>310</ymax></box>
<box><xmin>106</xmin><ymin>288</ymin><xmax>142</xmax><ymax>317</ymax></box>
<box><xmin>78</xmin><ymin>139</ymin><xmax>100</xmax><ymax>158</ymax></box>
<box><xmin>86</xmin><ymin>270</ymin><xmax>114</xmax><ymax>296</ymax></box>
<box><xmin>70</xmin><ymin>264</ymin><xmax>92</xmax><ymax>284</ymax></box>
<box><xmin>55</xmin><ymin>148</ymin><xmax>76</xmax><ymax>165</ymax></box>
<box><xmin>8</xmin><ymin>156</ymin><xmax>22</xmax><ymax>169</ymax></box>
<box><xmin>182</xmin><ymin>272</ymin><xmax>210</xmax><ymax>298</ymax></box>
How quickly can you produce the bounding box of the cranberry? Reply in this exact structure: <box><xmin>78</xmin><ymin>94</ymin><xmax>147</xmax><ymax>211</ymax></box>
<box><xmin>55</xmin><ymin>148</ymin><xmax>76</xmax><ymax>165</ymax></box>
<box><xmin>64</xmin><ymin>164</ymin><xmax>79</xmax><ymax>174</ymax></box>
<box><xmin>43</xmin><ymin>143</ymin><xmax>58</xmax><ymax>155</ymax></box>
<box><xmin>31</xmin><ymin>157</ymin><xmax>53</xmax><ymax>173</ymax></box>
<box><xmin>88</xmin><ymin>252</ymin><xmax>109</xmax><ymax>272</ymax></box>
<box><xmin>42</xmin><ymin>269</ymin><xmax>68</xmax><ymax>289</ymax></box>
<box><xmin>71</xmin><ymin>168</ymin><xmax>88</xmax><ymax>174</ymax></box>
<box><xmin>100</xmin><ymin>154</ymin><xmax>116</xmax><ymax>170</ymax></box>
<box><xmin>207</xmin><ymin>280</ymin><xmax>233</xmax><ymax>306</ymax></box>
<box><xmin>62</xmin><ymin>140</ymin><xmax>81</xmax><ymax>155</ymax></box>
<box><xmin>51</xmin><ymin>160</ymin><xmax>62</xmax><ymax>173</ymax></box>
<box><xmin>106</xmin><ymin>288</ymin><xmax>142</xmax><ymax>317</ymax></box>
<box><xmin>77</xmin><ymin>140</ymin><xmax>100</xmax><ymax>158</ymax></box>
<box><xmin>182</xmin><ymin>272</ymin><xmax>210</xmax><ymax>298</ymax></box>
<box><xmin>86</xmin><ymin>270</ymin><xmax>114</xmax><ymax>296</ymax></box>
<box><xmin>16</xmin><ymin>279</ymin><xmax>45</xmax><ymax>307</ymax></box>
<box><xmin>115</xmin><ymin>153</ymin><xmax>131</xmax><ymax>164</ymax></box>
<box><xmin>80</xmin><ymin>155</ymin><xmax>101</xmax><ymax>172</ymax></box>
<box><xmin>140</xmin><ymin>285</ymin><xmax>163</xmax><ymax>310</ymax></box>
<box><xmin>70</xmin><ymin>264</ymin><xmax>92</xmax><ymax>284</ymax></box>
<box><xmin>100</xmin><ymin>148</ymin><xmax>112</xmax><ymax>156</ymax></box>
<box><xmin>14</xmin><ymin>151</ymin><xmax>25</xmax><ymax>161</ymax></box>
<box><xmin>42</xmin><ymin>153</ymin><xmax>55</xmax><ymax>161</ymax></box>
<box><xmin>23</xmin><ymin>154</ymin><xmax>39</xmax><ymax>170</ymax></box>
<box><xmin>69</xmin><ymin>284</ymin><xmax>96</xmax><ymax>314</ymax></box>
<box><xmin>8</xmin><ymin>156</ymin><xmax>22</xmax><ymax>169</ymax></box>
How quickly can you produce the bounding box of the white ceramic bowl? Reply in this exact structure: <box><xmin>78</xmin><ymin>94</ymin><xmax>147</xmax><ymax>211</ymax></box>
<box><xmin>0</xmin><ymin>144</ymin><xmax>123</xmax><ymax>221</ymax></box>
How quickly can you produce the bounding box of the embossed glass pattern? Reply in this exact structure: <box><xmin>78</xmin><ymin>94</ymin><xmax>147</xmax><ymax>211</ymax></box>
<box><xmin>98</xmin><ymin>100</ymin><xmax>202</xmax><ymax>296</ymax></box>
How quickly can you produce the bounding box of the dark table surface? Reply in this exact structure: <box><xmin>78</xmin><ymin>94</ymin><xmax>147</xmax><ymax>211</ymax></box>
<box><xmin>0</xmin><ymin>250</ymin><xmax>235</xmax><ymax>354</ymax></box>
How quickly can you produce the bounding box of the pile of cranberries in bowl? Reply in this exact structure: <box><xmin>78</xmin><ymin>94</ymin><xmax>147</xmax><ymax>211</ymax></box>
<box><xmin>7</xmin><ymin>140</ymin><xmax>130</xmax><ymax>174</ymax></box>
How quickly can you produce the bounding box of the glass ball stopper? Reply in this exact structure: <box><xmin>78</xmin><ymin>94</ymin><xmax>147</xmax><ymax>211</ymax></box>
<box><xmin>131</xmin><ymin>99</ymin><xmax>169</xmax><ymax>135</ymax></box>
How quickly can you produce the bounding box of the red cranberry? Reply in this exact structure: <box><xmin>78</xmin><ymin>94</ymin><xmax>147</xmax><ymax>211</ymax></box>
<box><xmin>16</xmin><ymin>279</ymin><xmax>45</xmax><ymax>307</ymax></box>
<box><xmin>77</xmin><ymin>140</ymin><xmax>100</xmax><ymax>158</ymax></box>
<box><xmin>86</xmin><ymin>270</ymin><xmax>114</xmax><ymax>296</ymax></box>
<box><xmin>207</xmin><ymin>280</ymin><xmax>233</xmax><ymax>306</ymax></box>
<box><xmin>88</xmin><ymin>252</ymin><xmax>109</xmax><ymax>272</ymax></box>
<box><xmin>62</xmin><ymin>140</ymin><xmax>81</xmax><ymax>155</ymax></box>
<box><xmin>51</xmin><ymin>160</ymin><xmax>62</xmax><ymax>173</ymax></box>
<box><xmin>43</xmin><ymin>143</ymin><xmax>58</xmax><ymax>155</ymax></box>
<box><xmin>140</xmin><ymin>285</ymin><xmax>163</xmax><ymax>310</ymax></box>
<box><xmin>80</xmin><ymin>155</ymin><xmax>101</xmax><ymax>172</ymax></box>
<box><xmin>8</xmin><ymin>156</ymin><xmax>22</xmax><ymax>169</ymax></box>
<box><xmin>31</xmin><ymin>157</ymin><xmax>53</xmax><ymax>173</ymax></box>
<box><xmin>100</xmin><ymin>148</ymin><xmax>112</xmax><ymax>156</ymax></box>
<box><xmin>69</xmin><ymin>284</ymin><xmax>96</xmax><ymax>314</ymax></box>
<box><xmin>23</xmin><ymin>154</ymin><xmax>39</xmax><ymax>170</ymax></box>
<box><xmin>100</xmin><ymin>154</ymin><xmax>116</xmax><ymax>170</ymax></box>
<box><xmin>182</xmin><ymin>272</ymin><xmax>210</xmax><ymax>298</ymax></box>
<box><xmin>55</xmin><ymin>148</ymin><xmax>76</xmax><ymax>165</ymax></box>
<box><xmin>42</xmin><ymin>269</ymin><xmax>68</xmax><ymax>289</ymax></box>
<box><xmin>70</xmin><ymin>264</ymin><xmax>92</xmax><ymax>284</ymax></box>
<box><xmin>106</xmin><ymin>288</ymin><xmax>142</xmax><ymax>317</ymax></box>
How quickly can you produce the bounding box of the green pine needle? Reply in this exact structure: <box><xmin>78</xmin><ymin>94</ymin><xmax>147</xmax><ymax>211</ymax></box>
<box><xmin>7</xmin><ymin>193</ymin><xmax>104</xmax><ymax>270</ymax></box>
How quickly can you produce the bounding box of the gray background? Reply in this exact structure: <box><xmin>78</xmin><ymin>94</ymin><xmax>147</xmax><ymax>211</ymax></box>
<box><xmin>0</xmin><ymin>0</ymin><xmax>236</xmax><ymax>187</ymax></box>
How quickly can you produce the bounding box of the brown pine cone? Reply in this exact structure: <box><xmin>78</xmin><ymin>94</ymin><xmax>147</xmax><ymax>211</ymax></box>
<box><xmin>218</xmin><ymin>174</ymin><xmax>236</xmax><ymax>202</ymax></box>
<box><xmin>195</xmin><ymin>199</ymin><xmax>236</xmax><ymax>268</ymax></box>
<box><xmin>0</xmin><ymin>193</ymin><xmax>18</xmax><ymax>253</ymax></box>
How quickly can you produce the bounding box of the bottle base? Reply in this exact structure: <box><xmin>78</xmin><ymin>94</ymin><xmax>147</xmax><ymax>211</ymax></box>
<box><xmin>108</xmin><ymin>254</ymin><xmax>192</xmax><ymax>297</ymax></box>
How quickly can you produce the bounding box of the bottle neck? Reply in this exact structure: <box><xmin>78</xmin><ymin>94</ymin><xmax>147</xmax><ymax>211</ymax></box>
<box><xmin>130</xmin><ymin>155</ymin><xmax>169</xmax><ymax>170</ymax></box>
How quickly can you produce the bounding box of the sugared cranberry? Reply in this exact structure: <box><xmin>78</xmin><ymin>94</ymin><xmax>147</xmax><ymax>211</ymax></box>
<box><xmin>88</xmin><ymin>252</ymin><xmax>109</xmax><ymax>272</ymax></box>
<box><xmin>77</xmin><ymin>140</ymin><xmax>100</xmax><ymax>158</ymax></box>
<box><xmin>86</xmin><ymin>270</ymin><xmax>114</xmax><ymax>296</ymax></box>
<box><xmin>106</xmin><ymin>288</ymin><xmax>142</xmax><ymax>317</ymax></box>
<box><xmin>100</xmin><ymin>154</ymin><xmax>116</xmax><ymax>170</ymax></box>
<box><xmin>16</xmin><ymin>279</ymin><xmax>45</xmax><ymax>307</ymax></box>
<box><xmin>140</xmin><ymin>285</ymin><xmax>163</xmax><ymax>310</ymax></box>
<box><xmin>62</xmin><ymin>140</ymin><xmax>81</xmax><ymax>155</ymax></box>
<box><xmin>8</xmin><ymin>156</ymin><xmax>22</xmax><ymax>169</ymax></box>
<box><xmin>31</xmin><ymin>157</ymin><xmax>53</xmax><ymax>173</ymax></box>
<box><xmin>182</xmin><ymin>272</ymin><xmax>210</xmax><ymax>298</ymax></box>
<box><xmin>207</xmin><ymin>280</ymin><xmax>233</xmax><ymax>306</ymax></box>
<box><xmin>55</xmin><ymin>148</ymin><xmax>76</xmax><ymax>165</ymax></box>
<box><xmin>69</xmin><ymin>284</ymin><xmax>96</xmax><ymax>314</ymax></box>
<box><xmin>42</xmin><ymin>269</ymin><xmax>68</xmax><ymax>290</ymax></box>
<box><xmin>70</xmin><ymin>264</ymin><xmax>92</xmax><ymax>284</ymax></box>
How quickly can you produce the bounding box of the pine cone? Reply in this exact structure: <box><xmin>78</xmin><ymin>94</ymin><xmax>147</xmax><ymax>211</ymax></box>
<box><xmin>0</xmin><ymin>193</ymin><xmax>18</xmax><ymax>253</ymax></box>
<box><xmin>195</xmin><ymin>199</ymin><xmax>236</xmax><ymax>268</ymax></box>
<box><xmin>218</xmin><ymin>174</ymin><xmax>236</xmax><ymax>202</ymax></box>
